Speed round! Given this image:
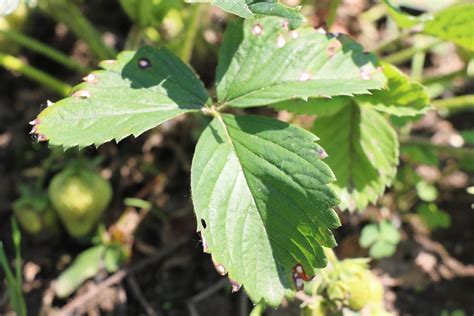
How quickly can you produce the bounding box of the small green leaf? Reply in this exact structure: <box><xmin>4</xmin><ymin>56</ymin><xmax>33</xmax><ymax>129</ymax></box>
<box><xmin>359</xmin><ymin>224</ymin><xmax>379</xmax><ymax>248</ymax></box>
<box><xmin>186</xmin><ymin>0</ymin><xmax>305</xmax><ymax>28</ymax></box>
<box><xmin>379</xmin><ymin>221</ymin><xmax>401</xmax><ymax>244</ymax></box>
<box><xmin>357</xmin><ymin>64</ymin><xmax>431</xmax><ymax>117</ymax></box>
<box><xmin>36</xmin><ymin>46</ymin><xmax>209</xmax><ymax>148</ymax></box>
<box><xmin>369</xmin><ymin>240</ymin><xmax>396</xmax><ymax>259</ymax></box>
<box><xmin>383</xmin><ymin>0</ymin><xmax>430</xmax><ymax>29</ymax></box>
<box><xmin>416</xmin><ymin>180</ymin><xmax>438</xmax><ymax>202</ymax></box>
<box><xmin>191</xmin><ymin>113</ymin><xmax>340</xmax><ymax>305</ymax></box>
<box><xmin>312</xmin><ymin>102</ymin><xmax>399</xmax><ymax>211</ymax></box>
<box><xmin>400</xmin><ymin>144</ymin><xmax>439</xmax><ymax>166</ymax></box>
<box><xmin>423</xmin><ymin>3</ymin><xmax>474</xmax><ymax>51</ymax></box>
<box><xmin>460</xmin><ymin>130</ymin><xmax>474</xmax><ymax>145</ymax></box>
<box><xmin>216</xmin><ymin>17</ymin><xmax>386</xmax><ymax>108</ymax></box>
<box><xmin>55</xmin><ymin>245</ymin><xmax>107</xmax><ymax>298</ymax></box>
<box><xmin>417</xmin><ymin>203</ymin><xmax>451</xmax><ymax>230</ymax></box>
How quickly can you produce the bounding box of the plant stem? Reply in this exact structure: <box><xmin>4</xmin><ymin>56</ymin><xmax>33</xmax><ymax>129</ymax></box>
<box><xmin>179</xmin><ymin>4</ymin><xmax>202</xmax><ymax>63</ymax></box>
<box><xmin>411</xmin><ymin>51</ymin><xmax>425</xmax><ymax>82</ymax></box>
<box><xmin>39</xmin><ymin>0</ymin><xmax>116</xmax><ymax>60</ymax></box>
<box><xmin>382</xmin><ymin>39</ymin><xmax>442</xmax><ymax>65</ymax></box>
<box><xmin>0</xmin><ymin>29</ymin><xmax>91</xmax><ymax>74</ymax></box>
<box><xmin>249</xmin><ymin>301</ymin><xmax>266</xmax><ymax>316</ymax></box>
<box><xmin>124</xmin><ymin>25</ymin><xmax>144</xmax><ymax>51</ymax></box>
<box><xmin>11</xmin><ymin>219</ymin><xmax>22</xmax><ymax>287</ymax></box>
<box><xmin>421</xmin><ymin>69</ymin><xmax>466</xmax><ymax>85</ymax></box>
<box><xmin>360</xmin><ymin>3</ymin><xmax>387</xmax><ymax>23</ymax></box>
<box><xmin>400</xmin><ymin>136</ymin><xmax>474</xmax><ymax>160</ymax></box>
<box><xmin>373</xmin><ymin>30</ymin><xmax>411</xmax><ymax>54</ymax></box>
<box><xmin>326</xmin><ymin>0</ymin><xmax>342</xmax><ymax>29</ymax></box>
<box><xmin>432</xmin><ymin>94</ymin><xmax>474</xmax><ymax>114</ymax></box>
<box><xmin>0</xmin><ymin>53</ymin><xmax>72</xmax><ymax>96</ymax></box>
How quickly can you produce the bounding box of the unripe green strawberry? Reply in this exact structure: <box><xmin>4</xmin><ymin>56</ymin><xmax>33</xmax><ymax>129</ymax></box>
<box><xmin>13</xmin><ymin>189</ymin><xmax>59</xmax><ymax>237</ymax></box>
<box><xmin>346</xmin><ymin>271</ymin><xmax>383</xmax><ymax>311</ymax></box>
<box><xmin>48</xmin><ymin>166</ymin><xmax>112</xmax><ymax>239</ymax></box>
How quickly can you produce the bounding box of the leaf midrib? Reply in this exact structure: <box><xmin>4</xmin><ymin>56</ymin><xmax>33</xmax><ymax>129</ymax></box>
<box><xmin>222</xmin><ymin>78</ymin><xmax>375</xmax><ymax>107</ymax></box>
<box><xmin>214</xmin><ymin>113</ymin><xmax>272</xmax><ymax>250</ymax></box>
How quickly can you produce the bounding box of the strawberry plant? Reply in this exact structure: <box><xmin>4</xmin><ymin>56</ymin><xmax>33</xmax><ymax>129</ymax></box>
<box><xmin>27</xmin><ymin>0</ymin><xmax>472</xmax><ymax>305</ymax></box>
<box><xmin>31</xmin><ymin>15</ymin><xmax>390</xmax><ymax>304</ymax></box>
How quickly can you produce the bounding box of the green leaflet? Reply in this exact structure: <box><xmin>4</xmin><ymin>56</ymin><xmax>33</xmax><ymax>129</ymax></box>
<box><xmin>312</xmin><ymin>103</ymin><xmax>399</xmax><ymax>211</ymax></box>
<box><xmin>423</xmin><ymin>3</ymin><xmax>474</xmax><ymax>51</ymax></box>
<box><xmin>186</xmin><ymin>0</ymin><xmax>305</xmax><ymax>29</ymax></box>
<box><xmin>356</xmin><ymin>63</ymin><xmax>431</xmax><ymax>117</ymax></box>
<box><xmin>383</xmin><ymin>1</ymin><xmax>474</xmax><ymax>51</ymax></box>
<box><xmin>383</xmin><ymin>0</ymin><xmax>430</xmax><ymax>29</ymax></box>
<box><xmin>216</xmin><ymin>17</ymin><xmax>386</xmax><ymax>108</ymax></box>
<box><xmin>35</xmin><ymin>46</ymin><xmax>209</xmax><ymax>148</ymax></box>
<box><xmin>271</xmin><ymin>97</ymin><xmax>349</xmax><ymax>117</ymax></box>
<box><xmin>55</xmin><ymin>244</ymin><xmax>125</xmax><ymax>298</ymax></box>
<box><xmin>191</xmin><ymin>113</ymin><xmax>340</xmax><ymax>305</ymax></box>
<box><xmin>272</xmin><ymin>64</ymin><xmax>430</xmax><ymax>118</ymax></box>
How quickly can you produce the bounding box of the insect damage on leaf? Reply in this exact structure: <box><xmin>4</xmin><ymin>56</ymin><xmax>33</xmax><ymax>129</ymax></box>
<box><xmin>192</xmin><ymin>114</ymin><xmax>341</xmax><ymax>305</ymax></box>
<box><xmin>137</xmin><ymin>57</ymin><xmax>152</xmax><ymax>69</ymax></box>
<box><xmin>216</xmin><ymin>17</ymin><xmax>387</xmax><ymax>108</ymax></box>
<box><xmin>82</xmin><ymin>73</ymin><xmax>98</xmax><ymax>84</ymax></box>
<box><xmin>252</xmin><ymin>23</ymin><xmax>263</xmax><ymax>35</ymax></box>
<box><xmin>292</xmin><ymin>263</ymin><xmax>314</xmax><ymax>291</ymax></box>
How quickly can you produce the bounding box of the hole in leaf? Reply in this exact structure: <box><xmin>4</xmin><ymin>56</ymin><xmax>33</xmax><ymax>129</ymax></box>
<box><xmin>138</xmin><ymin>57</ymin><xmax>152</xmax><ymax>69</ymax></box>
<box><xmin>201</xmin><ymin>218</ymin><xmax>207</xmax><ymax>229</ymax></box>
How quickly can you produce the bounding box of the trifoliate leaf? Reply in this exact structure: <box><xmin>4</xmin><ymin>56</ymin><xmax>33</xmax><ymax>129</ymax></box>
<box><xmin>186</xmin><ymin>0</ymin><xmax>305</xmax><ymax>29</ymax></box>
<box><xmin>356</xmin><ymin>64</ymin><xmax>431</xmax><ymax>117</ymax></box>
<box><xmin>360</xmin><ymin>221</ymin><xmax>400</xmax><ymax>259</ymax></box>
<box><xmin>191</xmin><ymin>113</ymin><xmax>340</xmax><ymax>305</ymax></box>
<box><xmin>312</xmin><ymin>102</ymin><xmax>399</xmax><ymax>211</ymax></box>
<box><xmin>423</xmin><ymin>3</ymin><xmax>474</xmax><ymax>51</ymax></box>
<box><xmin>216</xmin><ymin>17</ymin><xmax>386</xmax><ymax>108</ymax></box>
<box><xmin>35</xmin><ymin>46</ymin><xmax>209</xmax><ymax>148</ymax></box>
